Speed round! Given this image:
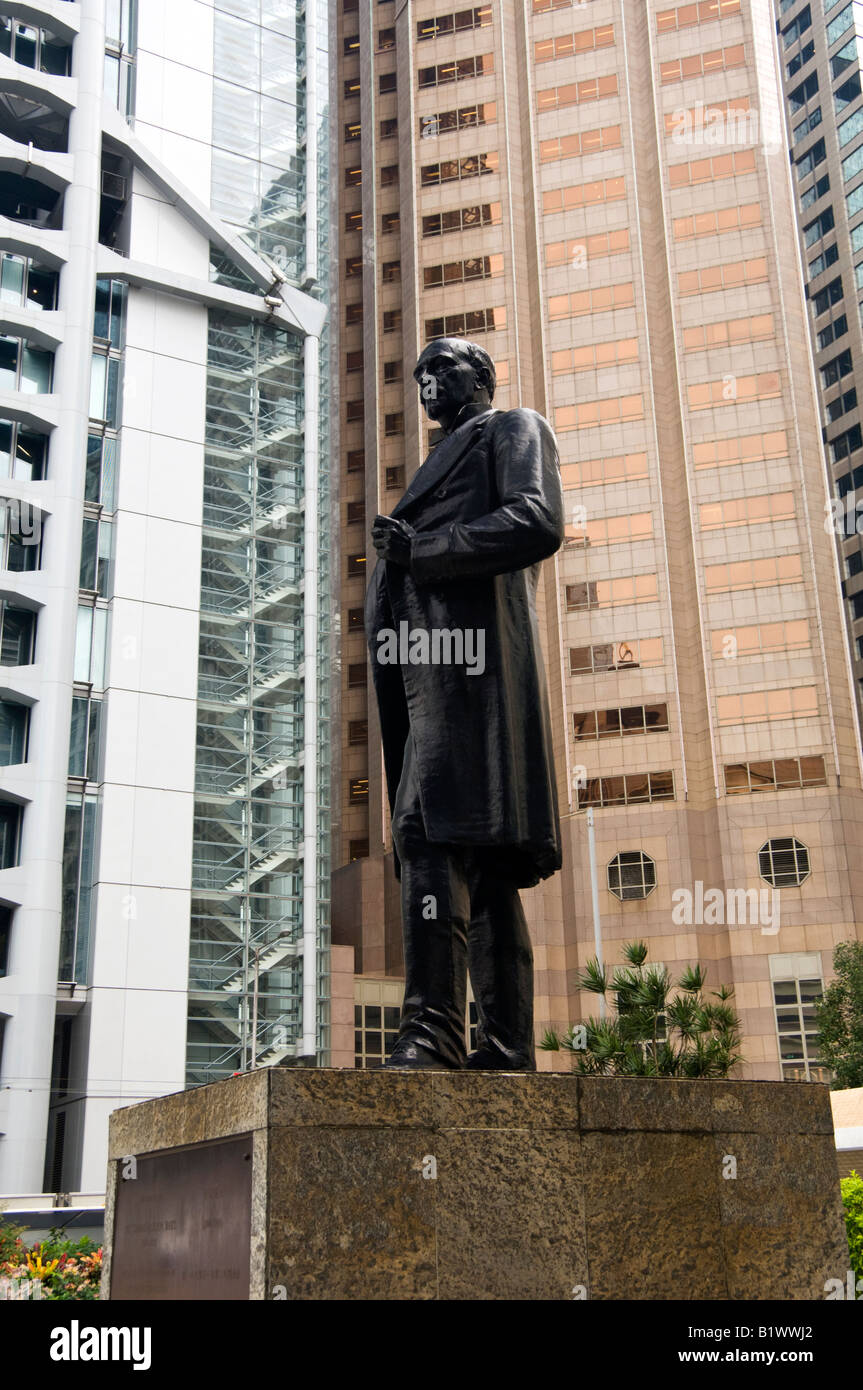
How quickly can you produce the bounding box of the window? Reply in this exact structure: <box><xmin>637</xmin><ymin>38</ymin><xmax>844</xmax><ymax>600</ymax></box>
<box><xmin>349</xmin><ymin>777</ymin><xmax>369</xmax><ymax>803</ymax></box>
<box><xmin>89</xmin><ymin>351</ymin><xmax>121</xmax><ymax>426</ymax></box>
<box><xmin>537</xmin><ymin>74</ymin><xmax>618</xmax><ymax>112</ymax></box>
<box><xmin>565</xmin><ymin>574</ymin><xmax>658</xmax><ymax>609</ymax></box>
<box><xmin>0</xmin><ymin>801</ymin><xmax>21</xmax><ymax>869</ymax></box>
<box><xmin>419</xmin><ymin>103</ymin><xmax>496</xmax><ymax>138</ymax></box>
<box><xmin>347</xmin><ymin>662</ymin><xmax>366</xmax><ymax>687</ymax></box>
<box><xmin>659</xmin><ymin>43</ymin><xmax>745</xmax><ymax>83</ymax></box>
<box><xmin>345</xmin><ymin>211</ymin><xmax>362</xmax><ymax>233</ymax></box>
<box><xmin>565</xmin><ymin>511</ymin><xmax>652</xmax><ymax>546</ymax></box>
<box><xmin>704</xmin><ymin>554</ymin><xmax>803</xmax><ymax>593</ymax></box>
<box><xmin>74</xmin><ymin>605</ymin><xmax>108</xmax><ymax>687</ymax></box>
<box><xmin>723</xmin><ymin>756</ymin><xmax>827</xmax><ymax>794</ymax></box>
<box><xmin>700</xmin><ymin>493</ymin><xmax>795</xmax><ymax>529</ymax></box>
<box><xmin>573</xmin><ymin>703</ymin><xmax>669</xmax><ymax>739</ymax></box>
<box><xmin>835</xmin><ymin>72</ymin><xmax>862</xmax><ymax>111</ymax></box>
<box><xmin>535</xmin><ymin>24</ymin><xmax>615</xmax><ymax>61</ymax></box>
<box><xmin>79</xmin><ymin>517</ymin><xmax>113</xmax><ymax>595</ymax></box>
<box><xmin>716</xmin><ymin>687</ymin><xmax>818</xmax><ymax>725</ymax></box>
<box><xmin>833</xmin><ymin>424</ymin><xmax>863</xmax><ymax>461</ymax></box>
<box><xmin>346</xmin><ymin>400</ymin><xmax>364</xmax><ymax>423</ymax></box>
<box><xmin>804</xmin><ymin>206</ymin><xmax>835</xmax><ymax>245</ymax></box>
<box><xmin>384</xmin><ymin>412</ymin><xmax>404</xmax><ymax>436</ymax></box>
<box><xmin>0</xmin><ymin>905</ymin><xmax>10</xmax><ymax>974</ymax></box>
<box><xmin>759</xmin><ymin>838</ymin><xmax>810</xmax><ymax>888</ymax></box>
<box><xmin>677</xmin><ymin>257</ymin><xmax>769</xmax><ymax>296</ymax></box>
<box><xmin>710</xmin><ymin>620</ymin><xmax>809</xmax><ymax>659</ymax></box>
<box><xmin>793</xmin><ymin>105</ymin><xmax>822</xmax><ymax>143</ymax></box>
<box><xmin>555</xmin><ymin>394</ymin><xmax>644</xmax><ymax>431</ymax></box>
<box><xmin>93</xmin><ymin>277</ymin><xmax>126</xmax><ymax>347</ymax></box>
<box><xmin>576</xmin><ymin>771</ymin><xmax>675</xmax><ymax>809</ymax></box>
<box><xmin>800</xmin><ymin>174</ymin><xmax>830</xmax><ymax>209</ymax></box>
<box><xmin>0</xmin><ymin>17</ymin><xmax>71</xmax><ymax>75</ymax></box>
<box><xmin>770</xmin><ymin>957</ymin><xmax>828</xmax><ymax>1082</ymax></box>
<box><xmin>421</xmin><ymin>152</ymin><xmax>499</xmax><ymax>186</ymax></box>
<box><xmin>344</xmin><ymin>77</ymin><xmax>360</xmax><ymax>99</ymax></box>
<box><xmin>822</xmin><ymin>347</ymin><xmax>853</xmax><ymax>386</ymax></box>
<box><xmin>59</xmin><ymin>792</ymin><xmax>98</xmax><ymax>982</ymax></box>
<box><xmin>347</xmin><ymin>609</ymin><xmax>364</xmax><ymax>632</ymax></box>
<box><xmin>789</xmin><ymin>71</ymin><xmax>820</xmax><ymax>113</ymax></box>
<box><xmin>386</xmin><ymin>465</ymin><xmax>405</xmax><ymax>490</ymax></box>
<box><xmin>344</xmin><ymin>122</ymin><xmax>361</xmax><ymax>142</ymax></box>
<box><xmin>540</xmin><ymin>125</ymin><xmax>622</xmax><ymax>162</ymax></box>
<box><xmin>422</xmin><ymin>202</ymin><xmax>502</xmax><ymax>237</ymax></box>
<box><xmin>343</xmin><ymin>33</ymin><xmax>359</xmax><ymax>54</ymax></box>
<box><xmin>383</xmin><ymin>360</ymin><xmax>402</xmax><ymax>382</ymax></box>
<box><xmin>674</xmin><ymin>202</ymin><xmax>761</xmax><ymax>240</ymax></box>
<box><xmin>347</xmin><ymin>556</ymin><xmax>366</xmax><ymax>581</ymax></box>
<box><xmin>569</xmin><ymin>637</ymin><xmax>663</xmax><ymax>673</ymax></box>
<box><xmin>0</xmin><ymin>603</ymin><xmax>35</xmax><ymax>665</ymax></box>
<box><xmin>68</xmin><ymin>694</ymin><xmax>102</xmax><ymax>781</ymax></box>
<box><xmin>346</xmin><ymin>501</ymin><xmax>365</xmax><ymax>524</ymax></box>
<box><xmin>831</xmin><ymin>34</ymin><xmax>859</xmax><ymax>79</ymax></box>
<box><xmin>562</xmin><ymin>453</ymin><xmax>648</xmax><ymax>489</ymax></box>
<box><xmin>380</xmin><ymin>118</ymin><xmax>398</xmax><ymax>139</ymax></box>
<box><xmin>1</xmin><ymin>501</ymin><xmax>42</xmax><ymax>572</ymax></box>
<box><xmin>380</xmin><ymin>165</ymin><xmax>398</xmax><ymax>187</ymax></box>
<box><xmin>787</xmin><ymin>39</ymin><xmax>815</xmax><ymax>78</ymax></box>
<box><xmin>419</xmin><ymin>54</ymin><xmax>494</xmax><ymax>89</ymax></box>
<box><xmin>607</xmin><ymin>851</ymin><xmax>656</xmax><ymax>902</ymax></box>
<box><xmin>668</xmin><ymin>148</ymin><xmax>756</xmax><ymax>187</ymax></box>
<box><xmin>827</xmin><ymin>2</ymin><xmax>862</xmax><ymax>46</ymax></box>
<box><xmin>0</xmin><ymin>335</ymin><xmax>53</xmax><ymax>393</ymax></box>
<box><xmin>687</xmin><ymin>371</ymin><xmax>781</xmax><ymax>410</ymax></box>
<box><xmin>381</xmin><ymin>211</ymin><xmax>400</xmax><ymax>234</ymax></box>
<box><xmin>348</xmin><ymin>719</ymin><xmax>367</xmax><ymax>744</ymax></box>
<box><xmin>346</xmin><ymin>303</ymin><xmax>363</xmax><ymax>326</ymax></box>
<box><xmin>796</xmin><ymin>137</ymin><xmax>826</xmax><ymax>178</ymax></box>
<box><xmin>423</xmin><ymin>254</ymin><xmax>503</xmax><ymax>288</ymax></box>
<box><xmin>0</xmin><ymin>700</ymin><xmax>28</xmax><ymax>765</ymax></box>
<box><xmin>552</xmin><ymin>339</ymin><xmax>638</xmax><ymax>374</ymax></box>
<box><xmin>656</xmin><ymin>0</ymin><xmax>741</xmax><ymax>31</ymax></box>
<box><xmin>417</xmin><ymin>7</ymin><xmax>492</xmax><ymax>41</ymax></box>
<box><xmin>810</xmin><ymin>242</ymin><xmax>840</xmax><ymax>278</ymax></box>
<box><xmin>811</xmin><ymin>275</ymin><xmax>843</xmax><ymax>315</ymax></box>
<box><xmin>683</xmin><ymin>313</ymin><xmax>774</xmax><ymax>352</ymax></box>
<box><xmin>379</xmin><ymin>72</ymin><xmax>397</xmax><ymax>94</ymax></box>
<box><xmin>838</xmin><ymin>105</ymin><xmax>863</xmax><ymax>146</ymax></box>
<box><xmin>781</xmin><ymin>4</ymin><xmax>811</xmax><ymax>48</ymax></box>
<box><xmin>382</xmin><ymin>260</ymin><xmax>400</xmax><ymax>281</ymax></box>
<box><xmin>354</xmin><ymin>988</ymin><xmax>402</xmax><ymax>1068</ymax></box>
<box><xmin>547</xmin><ymin>280</ymin><xmax>635</xmax><ymax>319</ymax></box>
<box><xmin>377</xmin><ymin>27</ymin><xmax>396</xmax><ymax>49</ymax></box>
<box><xmin>345</xmin><ymin>167</ymin><xmax>362</xmax><ymax>188</ymax></box>
<box><xmin>346</xmin><ymin>449</ymin><xmax>365</xmax><ymax>472</ymax></box>
<box><xmin>349</xmin><ymin>839</ymin><xmax>369</xmax><ymax>862</ymax></box>
<box><xmin>346</xmin><ymin>350</ymin><xmax>363</xmax><ymax>374</ymax></box>
<box><xmin>383</xmin><ymin>309</ymin><xmax>402</xmax><ymax>332</ymax></box>
<box><xmin>0</xmin><ymin>420</ymin><xmax>47</xmax><ymax>481</ymax></box>
<box><xmin>424</xmin><ymin>307</ymin><xmax>504</xmax><ymax>340</ymax></box>
<box><xmin>0</xmin><ymin>252</ymin><xmax>58</xmax><ymax>311</ymax></box>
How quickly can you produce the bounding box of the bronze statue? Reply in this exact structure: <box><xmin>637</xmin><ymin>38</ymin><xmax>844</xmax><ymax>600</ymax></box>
<box><xmin>365</xmin><ymin>338</ymin><xmax>564</xmax><ymax>1069</ymax></box>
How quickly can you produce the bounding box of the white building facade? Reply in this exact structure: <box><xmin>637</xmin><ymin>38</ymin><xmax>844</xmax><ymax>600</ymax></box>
<box><xmin>0</xmin><ymin>0</ymin><xmax>332</xmax><ymax>1198</ymax></box>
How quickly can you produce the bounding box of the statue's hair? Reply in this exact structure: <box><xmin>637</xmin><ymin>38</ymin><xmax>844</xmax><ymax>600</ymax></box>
<box><xmin>413</xmin><ymin>337</ymin><xmax>496</xmax><ymax>402</ymax></box>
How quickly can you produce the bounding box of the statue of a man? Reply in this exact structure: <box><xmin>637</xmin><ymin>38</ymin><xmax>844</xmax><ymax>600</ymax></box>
<box><xmin>365</xmin><ymin>337</ymin><xmax>564</xmax><ymax>1070</ymax></box>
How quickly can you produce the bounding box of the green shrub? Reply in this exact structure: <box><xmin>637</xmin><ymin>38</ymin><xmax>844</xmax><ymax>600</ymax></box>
<box><xmin>841</xmin><ymin>1170</ymin><xmax>863</xmax><ymax>1288</ymax></box>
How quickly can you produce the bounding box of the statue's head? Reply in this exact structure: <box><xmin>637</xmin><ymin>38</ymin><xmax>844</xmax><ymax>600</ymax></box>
<box><xmin>413</xmin><ymin>337</ymin><xmax>496</xmax><ymax>433</ymax></box>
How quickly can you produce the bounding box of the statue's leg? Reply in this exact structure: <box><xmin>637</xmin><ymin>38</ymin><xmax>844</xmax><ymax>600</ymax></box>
<box><xmin>386</xmin><ymin>734</ymin><xmax>469</xmax><ymax>1069</ymax></box>
<box><xmin>465</xmin><ymin>864</ymin><xmax>536</xmax><ymax>1070</ymax></box>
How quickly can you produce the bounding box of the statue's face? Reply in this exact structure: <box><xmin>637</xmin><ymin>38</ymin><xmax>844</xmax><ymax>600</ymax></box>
<box><xmin>416</xmin><ymin>345</ymin><xmax>480</xmax><ymax>425</ymax></box>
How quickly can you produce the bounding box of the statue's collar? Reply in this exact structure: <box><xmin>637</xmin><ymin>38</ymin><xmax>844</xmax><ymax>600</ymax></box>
<box><xmin>443</xmin><ymin>402</ymin><xmax>494</xmax><ymax>435</ymax></box>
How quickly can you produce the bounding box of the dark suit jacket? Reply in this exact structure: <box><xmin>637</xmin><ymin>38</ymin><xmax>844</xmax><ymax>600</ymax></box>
<box><xmin>364</xmin><ymin>404</ymin><xmax>564</xmax><ymax>888</ymax></box>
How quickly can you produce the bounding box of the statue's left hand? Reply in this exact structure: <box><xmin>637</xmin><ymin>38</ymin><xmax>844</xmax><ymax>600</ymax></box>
<box><xmin>372</xmin><ymin>515</ymin><xmax>415</xmax><ymax>567</ymax></box>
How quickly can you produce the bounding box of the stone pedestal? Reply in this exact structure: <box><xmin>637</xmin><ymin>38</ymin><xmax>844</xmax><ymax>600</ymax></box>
<box><xmin>101</xmin><ymin>1070</ymin><xmax>848</xmax><ymax>1301</ymax></box>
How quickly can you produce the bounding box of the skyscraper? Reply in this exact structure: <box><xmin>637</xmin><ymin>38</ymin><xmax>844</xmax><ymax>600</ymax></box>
<box><xmin>333</xmin><ymin>0</ymin><xmax>863</xmax><ymax>1079</ymax></box>
<box><xmin>0</xmin><ymin>0</ymin><xmax>331</xmax><ymax>1199</ymax></box>
<box><xmin>774</xmin><ymin>1</ymin><xmax>863</xmax><ymax>715</ymax></box>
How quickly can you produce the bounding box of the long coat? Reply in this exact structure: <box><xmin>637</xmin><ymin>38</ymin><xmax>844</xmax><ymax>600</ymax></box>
<box><xmin>364</xmin><ymin>404</ymin><xmax>565</xmax><ymax>889</ymax></box>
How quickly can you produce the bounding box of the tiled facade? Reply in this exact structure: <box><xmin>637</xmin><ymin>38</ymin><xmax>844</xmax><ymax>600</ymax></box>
<box><xmin>331</xmin><ymin>0</ymin><xmax>863</xmax><ymax>1080</ymax></box>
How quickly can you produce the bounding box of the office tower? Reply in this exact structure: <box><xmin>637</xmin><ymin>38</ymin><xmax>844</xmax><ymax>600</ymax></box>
<box><xmin>0</xmin><ymin>0</ymin><xmax>331</xmax><ymax>1198</ymax></box>
<box><xmin>333</xmin><ymin>0</ymin><xmax>863</xmax><ymax>1079</ymax></box>
<box><xmin>775</xmin><ymin>1</ymin><xmax>863</xmax><ymax>714</ymax></box>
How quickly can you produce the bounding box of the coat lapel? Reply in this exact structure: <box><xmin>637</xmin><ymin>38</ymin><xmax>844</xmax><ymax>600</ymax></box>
<box><xmin>391</xmin><ymin>408</ymin><xmax>494</xmax><ymax>519</ymax></box>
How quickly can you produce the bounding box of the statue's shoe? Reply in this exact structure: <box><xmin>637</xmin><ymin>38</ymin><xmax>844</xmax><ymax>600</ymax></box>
<box><xmin>384</xmin><ymin>1038</ymin><xmax>461</xmax><ymax>1070</ymax></box>
<box><xmin>465</xmin><ymin>1046</ymin><xmax>536</xmax><ymax>1072</ymax></box>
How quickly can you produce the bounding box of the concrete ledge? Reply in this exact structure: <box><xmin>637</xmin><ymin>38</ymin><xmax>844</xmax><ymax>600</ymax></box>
<box><xmin>102</xmin><ymin>1071</ymin><xmax>849</xmax><ymax>1301</ymax></box>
